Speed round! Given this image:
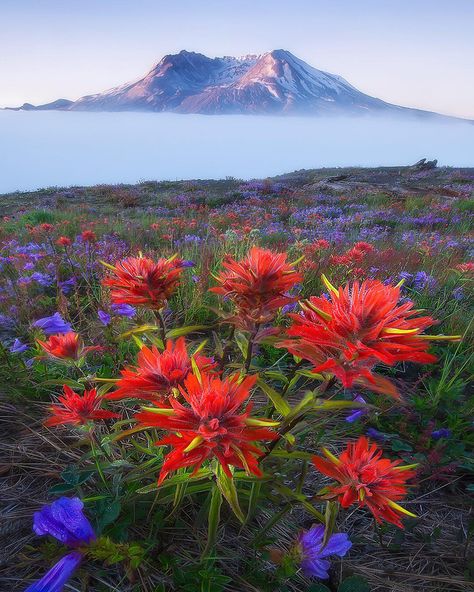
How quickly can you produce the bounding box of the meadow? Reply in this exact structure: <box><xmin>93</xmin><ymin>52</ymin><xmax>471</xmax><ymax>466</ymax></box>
<box><xmin>0</xmin><ymin>165</ymin><xmax>473</xmax><ymax>592</ymax></box>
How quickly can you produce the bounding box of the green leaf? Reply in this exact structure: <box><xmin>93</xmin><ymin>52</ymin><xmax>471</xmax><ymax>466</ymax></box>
<box><xmin>338</xmin><ymin>575</ymin><xmax>371</xmax><ymax>592</ymax></box>
<box><xmin>202</xmin><ymin>484</ymin><xmax>223</xmax><ymax>558</ymax></box>
<box><xmin>120</xmin><ymin>324</ymin><xmax>159</xmax><ymax>338</ymax></box>
<box><xmin>216</xmin><ymin>466</ymin><xmax>245</xmax><ymax>523</ymax></box>
<box><xmin>166</xmin><ymin>325</ymin><xmax>210</xmax><ymax>338</ymax></box>
<box><xmin>391</xmin><ymin>439</ymin><xmax>413</xmax><ymax>452</ymax></box>
<box><xmin>257</xmin><ymin>379</ymin><xmax>291</xmax><ymax>417</ymax></box>
<box><xmin>49</xmin><ymin>482</ymin><xmax>75</xmax><ymax>495</ymax></box>
<box><xmin>234</xmin><ymin>331</ymin><xmax>249</xmax><ymax>357</ymax></box>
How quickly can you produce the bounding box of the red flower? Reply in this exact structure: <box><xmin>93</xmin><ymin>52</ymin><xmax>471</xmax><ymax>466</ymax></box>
<box><xmin>278</xmin><ymin>277</ymin><xmax>460</xmax><ymax>397</ymax></box>
<box><xmin>312</xmin><ymin>436</ymin><xmax>417</xmax><ymax>528</ymax></box>
<box><xmin>81</xmin><ymin>230</ymin><xmax>96</xmax><ymax>242</ymax></box>
<box><xmin>37</xmin><ymin>332</ymin><xmax>102</xmax><ymax>361</ymax></box>
<box><xmin>45</xmin><ymin>385</ymin><xmax>120</xmax><ymax>427</ymax></box>
<box><xmin>456</xmin><ymin>262</ymin><xmax>474</xmax><ymax>274</ymax></box>
<box><xmin>135</xmin><ymin>372</ymin><xmax>278</xmax><ymax>484</ymax></box>
<box><xmin>210</xmin><ymin>247</ymin><xmax>302</xmax><ymax>325</ymax></box>
<box><xmin>56</xmin><ymin>236</ymin><xmax>72</xmax><ymax>247</ymax></box>
<box><xmin>106</xmin><ymin>337</ymin><xmax>216</xmax><ymax>402</ymax></box>
<box><xmin>102</xmin><ymin>255</ymin><xmax>186</xmax><ymax>309</ymax></box>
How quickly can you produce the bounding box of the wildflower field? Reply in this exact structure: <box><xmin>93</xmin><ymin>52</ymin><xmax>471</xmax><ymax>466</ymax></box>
<box><xmin>0</xmin><ymin>165</ymin><xmax>473</xmax><ymax>592</ymax></box>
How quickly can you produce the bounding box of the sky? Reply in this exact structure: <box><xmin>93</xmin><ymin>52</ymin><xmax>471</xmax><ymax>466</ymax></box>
<box><xmin>1</xmin><ymin>0</ymin><xmax>473</xmax><ymax>119</ymax></box>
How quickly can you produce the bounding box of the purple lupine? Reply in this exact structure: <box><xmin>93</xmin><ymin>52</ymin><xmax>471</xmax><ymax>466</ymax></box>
<box><xmin>33</xmin><ymin>313</ymin><xmax>72</xmax><ymax>335</ymax></box>
<box><xmin>366</xmin><ymin>427</ymin><xmax>387</xmax><ymax>441</ymax></box>
<box><xmin>345</xmin><ymin>394</ymin><xmax>367</xmax><ymax>423</ymax></box>
<box><xmin>296</xmin><ymin>524</ymin><xmax>352</xmax><ymax>579</ymax></box>
<box><xmin>98</xmin><ymin>310</ymin><xmax>111</xmax><ymax>326</ymax></box>
<box><xmin>10</xmin><ymin>338</ymin><xmax>28</xmax><ymax>354</ymax></box>
<box><xmin>25</xmin><ymin>497</ymin><xmax>96</xmax><ymax>592</ymax></box>
<box><xmin>111</xmin><ymin>303</ymin><xmax>136</xmax><ymax>318</ymax></box>
<box><xmin>431</xmin><ymin>428</ymin><xmax>452</xmax><ymax>440</ymax></box>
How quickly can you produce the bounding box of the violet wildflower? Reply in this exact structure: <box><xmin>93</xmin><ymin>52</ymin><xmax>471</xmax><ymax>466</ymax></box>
<box><xmin>366</xmin><ymin>427</ymin><xmax>387</xmax><ymax>441</ymax></box>
<box><xmin>98</xmin><ymin>310</ymin><xmax>111</xmax><ymax>326</ymax></box>
<box><xmin>296</xmin><ymin>525</ymin><xmax>352</xmax><ymax>579</ymax></box>
<box><xmin>452</xmin><ymin>287</ymin><xmax>464</xmax><ymax>301</ymax></box>
<box><xmin>33</xmin><ymin>313</ymin><xmax>72</xmax><ymax>335</ymax></box>
<box><xmin>25</xmin><ymin>497</ymin><xmax>95</xmax><ymax>592</ymax></box>
<box><xmin>10</xmin><ymin>338</ymin><xmax>28</xmax><ymax>354</ymax></box>
<box><xmin>345</xmin><ymin>394</ymin><xmax>367</xmax><ymax>423</ymax></box>
<box><xmin>111</xmin><ymin>303</ymin><xmax>136</xmax><ymax>318</ymax></box>
<box><xmin>431</xmin><ymin>428</ymin><xmax>452</xmax><ymax>440</ymax></box>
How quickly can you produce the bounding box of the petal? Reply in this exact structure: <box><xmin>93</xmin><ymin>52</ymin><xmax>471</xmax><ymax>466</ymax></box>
<box><xmin>318</xmin><ymin>533</ymin><xmax>352</xmax><ymax>558</ymax></box>
<box><xmin>25</xmin><ymin>551</ymin><xmax>82</xmax><ymax>592</ymax></box>
<box><xmin>301</xmin><ymin>557</ymin><xmax>331</xmax><ymax>579</ymax></box>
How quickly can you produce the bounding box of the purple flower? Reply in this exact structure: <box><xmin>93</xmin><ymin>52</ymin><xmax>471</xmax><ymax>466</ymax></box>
<box><xmin>180</xmin><ymin>260</ymin><xmax>195</xmax><ymax>268</ymax></box>
<box><xmin>33</xmin><ymin>497</ymin><xmax>95</xmax><ymax>547</ymax></box>
<box><xmin>25</xmin><ymin>551</ymin><xmax>82</xmax><ymax>592</ymax></box>
<box><xmin>33</xmin><ymin>313</ymin><xmax>72</xmax><ymax>335</ymax></box>
<box><xmin>452</xmin><ymin>287</ymin><xmax>464</xmax><ymax>301</ymax></box>
<box><xmin>59</xmin><ymin>278</ymin><xmax>77</xmax><ymax>295</ymax></box>
<box><xmin>111</xmin><ymin>303</ymin><xmax>136</xmax><ymax>318</ymax></box>
<box><xmin>431</xmin><ymin>428</ymin><xmax>452</xmax><ymax>440</ymax></box>
<box><xmin>345</xmin><ymin>395</ymin><xmax>367</xmax><ymax>423</ymax></box>
<box><xmin>26</xmin><ymin>498</ymin><xmax>96</xmax><ymax>592</ymax></box>
<box><xmin>297</xmin><ymin>525</ymin><xmax>352</xmax><ymax>579</ymax></box>
<box><xmin>366</xmin><ymin>427</ymin><xmax>387</xmax><ymax>441</ymax></box>
<box><xmin>10</xmin><ymin>338</ymin><xmax>28</xmax><ymax>354</ymax></box>
<box><xmin>98</xmin><ymin>310</ymin><xmax>111</xmax><ymax>326</ymax></box>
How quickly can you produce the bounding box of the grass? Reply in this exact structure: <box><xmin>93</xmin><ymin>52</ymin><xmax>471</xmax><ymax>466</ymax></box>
<box><xmin>0</xmin><ymin>165</ymin><xmax>473</xmax><ymax>591</ymax></box>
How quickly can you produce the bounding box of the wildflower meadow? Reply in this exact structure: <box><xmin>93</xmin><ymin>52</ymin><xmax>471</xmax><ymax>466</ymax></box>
<box><xmin>0</xmin><ymin>166</ymin><xmax>473</xmax><ymax>592</ymax></box>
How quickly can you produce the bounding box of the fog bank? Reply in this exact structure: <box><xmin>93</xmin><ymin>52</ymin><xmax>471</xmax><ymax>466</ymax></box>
<box><xmin>0</xmin><ymin>111</ymin><xmax>473</xmax><ymax>194</ymax></box>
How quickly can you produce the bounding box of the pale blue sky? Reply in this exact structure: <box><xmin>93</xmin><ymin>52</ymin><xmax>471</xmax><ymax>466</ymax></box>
<box><xmin>1</xmin><ymin>0</ymin><xmax>473</xmax><ymax>118</ymax></box>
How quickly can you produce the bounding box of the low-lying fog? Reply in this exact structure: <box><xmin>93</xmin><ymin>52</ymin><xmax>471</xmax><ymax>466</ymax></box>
<box><xmin>0</xmin><ymin>110</ymin><xmax>473</xmax><ymax>194</ymax></box>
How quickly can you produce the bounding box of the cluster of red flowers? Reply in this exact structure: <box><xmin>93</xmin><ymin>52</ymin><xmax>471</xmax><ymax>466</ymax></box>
<box><xmin>210</xmin><ymin>247</ymin><xmax>302</xmax><ymax>327</ymax></box>
<box><xmin>37</xmin><ymin>332</ymin><xmax>102</xmax><ymax>362</ymax></box>
<box><xmin>102</xmin><ymin>255</ymin><xmax>188</xmax><ymax>310</ymax></box>
<box><xmin>330</xmin><ymin>241</ymin><xmax>375</xmax><ymax>267</ymax></box>
<box><xmin>39</xmin><ymin>247</ymin><xmax>463</xmax><ymax>532</ymax></box>
<box><xmin>312</xmin><ymin>436</ymin><xmax>417</xmax><ymax>527</ymax></box>
<box><xmin>45</xmin><ymin>386</ymin><xmax>120</xmax><ymax>427</ymax></box>
<box><xmin>106</xmin><ymin>338</ymin><xmax>215</xmax><ymax>402</ymax></box>
<box><xmin>278</xmin><ymin>276</ymin><xmax>458</xmax><ymax>397</ymax></box>
<box><xmin>135</xmin><ymin>372</ymin><xmax>278</xmax><ymax>483</ymax></box>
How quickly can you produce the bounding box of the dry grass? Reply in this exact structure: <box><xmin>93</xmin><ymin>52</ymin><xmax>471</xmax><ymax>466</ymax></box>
<box><xmin>1</xmin><ymin>395</ymin><xmax>472</xmax><ymax>592</ymax></box>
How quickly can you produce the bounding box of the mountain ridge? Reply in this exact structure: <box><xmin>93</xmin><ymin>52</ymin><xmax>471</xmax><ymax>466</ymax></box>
<box><xmin>7</xmin><ymin>49</ymin><xmax>472</xmax><ymax>120</ymax></box>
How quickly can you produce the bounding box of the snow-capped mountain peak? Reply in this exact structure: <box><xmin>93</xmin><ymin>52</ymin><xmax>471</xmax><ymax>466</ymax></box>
<box><xmin>14</xmin><ymin>49</ymin><xmax>462</xmax><ymax>119</ymax></box>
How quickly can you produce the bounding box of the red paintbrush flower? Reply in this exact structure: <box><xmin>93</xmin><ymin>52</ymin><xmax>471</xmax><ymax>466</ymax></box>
<box><xmin>56</xmin><ymin>236</ymin><xmax>72</xmax><ymax>247</ymax></box>
<box><xmin>278</xmin><ymin>276</ymin><xmax>460</xmax><ymax>397</ymax></box>
<box><xmin>102</xmin><ymin>255</ymin><xmax>187</xmax><ymax>309</ymax></box>
<box><xmin>135</xmin><ymin>372</ymin><xmax>278</xmax><ymax>484</ymax></box>
<box><xmin>81</xmin><ymin>230</ymin><xmax>96</xmax><ymax>242</ymax></box>
<box><xmin>106</xmin><ymin>337</ymin><xmax>216</xmax><ymax>402</ymax></box>
<box><xmin>312</xmin><ymin>436</ymin><xmax>417</xmax><ymax>528</ymax></box>
<box><xmin>37</xmin><ymin>332</ymin><xmax>102</xmax><ymax>361</ymax></box>
<box><xmin>210</xmin><ymin>247</ymin><xmax>302</xmax><ymax>325</ymax></box>
<box><xmin>45</xmin><ymin>385</ymin><xmax>120</xmax><ymax>427</ymax></box>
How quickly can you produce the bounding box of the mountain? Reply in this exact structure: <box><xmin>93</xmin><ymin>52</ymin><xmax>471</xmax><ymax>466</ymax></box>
<box><xmin>8</xmin><ymin>50</ymin><xmax>468</xmax><ymax>119</ymax></box>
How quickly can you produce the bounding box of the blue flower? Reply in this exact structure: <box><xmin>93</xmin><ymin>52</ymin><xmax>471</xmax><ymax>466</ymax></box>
<box><xmin>98</xmin><ymin>310</ymin><xmax>111</xmax><ymax>326</ymax></box>
<box><xmin>111</xmin><ymin>303</ymin><xmax>136</xmax><ymax>318</ymax></box>
<box><xmin>33</xmin><ymin>497</ymin><xmax>95</xmax><ymax>547</ymax></box>
<box><xmin>25</xmin><ymin>498</ymin><xmax>95</xmax><ymax>592</ymax></box>
<box><xmin>25</xmin><ymin>551</ymin><xmax>82</xmax><ymax>592</ymax></box>
<box><xmin>366</xmin><ymin>427</ymin><xmax>387</xmax><ymax>441</ymax></box>
<box><xmin>10</xmin><ymin>338</ymin><xmax>28</xmax><ymax>354</ymax></box>
<box><xmin>297</xmin><ymin>525</ymin><xmax>352</xmax><ymax>579</ymax></box>
<box><xmin>33</xmin><ymin>313</ymin><xmax>72</xmax><ymax>335</ymax></box>
<box><xmin>431</xmin><ymin>428</ymin><xmax>452</xmax><ymax>440</ymax></box>
<box><xmin>345</xmin><ymin>394</ymin><xmax>367</xmax><ymax>423</ymax></box>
